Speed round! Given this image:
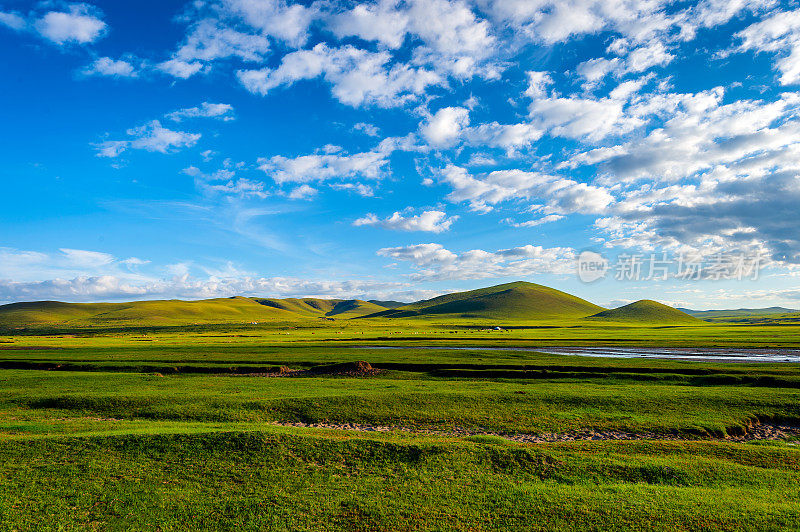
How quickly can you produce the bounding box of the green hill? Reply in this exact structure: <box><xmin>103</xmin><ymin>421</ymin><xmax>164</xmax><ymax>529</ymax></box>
<box><xmin>0</xmin><ymin>296</ymin><xmax>394</xmax><ymax>328</ymax></box>
<box><xmin>0</xmin><ymin>297</ymin><xmax>300</xmax><ymax>328</ymax></box>
<box><xmin>587</xmin><ymin>300</ymin><xmax>702</xmax><ymax>324</ymax></box>
<box><xmin>250</xmin><ymin>298</ymin><xmax>387</xmax><ymax>319</ymax></box>
<box><xmin>367</xmin><ymin>300</ymin><xmax>406</xmax><ymax>309</ymax></box>
<box><xmin>361</xmin><ymin>281</ymin><xmax>604</xmax><ymax>320</ymax></box>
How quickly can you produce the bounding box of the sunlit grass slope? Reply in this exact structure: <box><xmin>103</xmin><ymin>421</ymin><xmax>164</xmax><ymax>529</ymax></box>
<box><xmin>0</xmin><ymin>297</ymin><xmax>302</xmax><ymax>327</ymax></box>
<box><xmin>588</xmin><ymin>300</ymin><xmax>704</xmax><ymax>324</ymax></box>
<box><xmin>0</xmin><ymin>297</ymin><xmax>395</xmax><ymax>328</ymax></box>
<box><xmin>363</xmin><ymin>281</ymin><xmax>604</xmax><ymax>320</ymax></box>
<box><xmin>252</xmin><ymin>297</ymin><xmax>387</xmax><ymax>318</ymax></box>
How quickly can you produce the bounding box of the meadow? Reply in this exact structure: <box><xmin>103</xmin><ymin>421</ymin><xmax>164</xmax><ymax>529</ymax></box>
<box><xmin>0</xmin><ymin>321</ymin><xmax>798</xmax><ymax>530</ymax></box>
<box><xmin>1</xmin><ymin>286</ymin><xmax>800</xmax><ymax>530</ymax></box>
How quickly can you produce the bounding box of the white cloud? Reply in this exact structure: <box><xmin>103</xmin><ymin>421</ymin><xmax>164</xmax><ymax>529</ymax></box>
<box><xmin>504</xmin><ymin>214</ymin><xmax>565</xmax><ymax>227</ymax></box>
<box><xmin>0</xmin><ymin>246</ymin><xmax>419</xmax><ymax>303</ymax></box>
<box><xmin>34</xmin><ymin>4</ymin><xmax>107</xmax><ymax>45</ymax></box>
<box><xmin>329</xmin><ymin>183</ymin><xmax>375</xmax><ymax>196</ymax></box>
<box><xmin>237</xmin><ymin>43</ymin><xmax>441</xmax><ymax>107</ymax></box>
<box><xmin>420</xmin><ymin>106</ymin><xmax>542</xmax><ymax>153</ymax></box>
<box><xmin>736</xmin><ymin>9</ymin><xmax>800</xmax><ymax>85</ymax></box>
<box><xmin>420</xmin><ymin>106</ymin><xmax>470</xmax><ymax>147</ymax></box>
<box><xmin>354</xmin><ymin>210</ymin><xmax>457</xmax><ymax>233</ymax></box>
<box><xmin>156</xmin><ymin>58</ymin><xmax>205</xmax><ymax>79</ymax></box>
<box><xmin>258</xmin><ymin>143</ymin><xmax>393</xmax><ymax>184</ymax></box>
<box><xmin>165</xmin><ymin>102</ymin><xmax>235</xmax><ymax>122</ymax></box>
<box><xmin>95</xmin><ymin>121</ymin><xmax>201</xmax><ymax>158</ymax></box>
<box><xmin>462</xmin><ymin>122</ymin><xmax>542</xmax><ymax>153</ymax></box>
<box><xmin>353</xmin><ymin>122</ymin><xmax>380</xmax><ymax>137</ymax></box>
<box><xmin>524</xmin><ymin>71</ymin><xmax>553</xmax><ymax>98</ymax></box>
<box><xmin>578</xmin><ymin>90</ymin><xmax>798</xmax><ymax>183</ymax></box>
<box><xmin>81</xmin><ymin>57</ymin><xmax>138</xmax><ymax>78</ymax></box>
<box><xmin>0</xmin><ymin>247</ymin><xmax>143</xmax><ymax>285</ymax></box>
<box><xmin>0</xmin><ymin>11</ymin><xmax>25</xmax><ymax>31</ymax></box>
<box><xmin>331</xmin><ymin>0</ymin><xmax>498</xmax><ymax>78</ymax></box>
<box><xmin>218</xmin><ymin>0</ymin><xmax>319</xmax><ymax>47</ymax></box>
<box><xmin>378</xmin><ymin>242</ymin><xmax>576</xmax><ymax>281</ymax></box>
<box><xmin>529</xmin><ymin>92</ymin><xmax>637</xmax><ymax>142</ymax></box>
<box><xmin>287</xmin><ymin>184</ymin><xmax>317</xmax><ymax>200</ymax></box>
<box><xmin>330</xmin><ymin>0</ymin><xmax>409</xmax><ymax>49</ymax></box>
<box><xmin>58</xmin><ymin>248</ymin><xmax>114</xmax><ymax>268</ymax></box>
<box><xmin>440</xmin><ymin>165</ymin><xmax>614</xmax><ymax>214</ymax></box>
<box><xmin>202</xmin><ymin>178</ymin><xmax>269</xmax><ymax>199</ymax></box>
<box><xmin>172</xmin><ymin>18</ymin><xmax>271</xmax><ymax>63</ymax></box>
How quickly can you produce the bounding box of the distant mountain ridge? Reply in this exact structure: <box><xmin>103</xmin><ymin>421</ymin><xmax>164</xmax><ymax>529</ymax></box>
<box><xmin>0</xmin><ymin>282</ymin><xmax>716</xmax><ymax>328</ymax></box>
<box><xmin>677</xmin><ymin>306</ymin><xmax>800</xmax><ymax>324</ymax></box>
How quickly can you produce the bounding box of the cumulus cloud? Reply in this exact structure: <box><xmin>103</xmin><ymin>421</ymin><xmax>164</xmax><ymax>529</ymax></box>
<box><xmin>504</xmin><ymin>214</ymin><xmax>565</xmax><ymax>227</ymax></box>
<box><xmin>331</xmin><ymin>0</ymin><xmax>498</xmax><ymax>78</ymax></box>
<box><xmin>203</xmin><ymin>178</ymin><xmax>269</xmax><ymax>199</ymax></box>
<box><xmin>34</xmin><ymin>4</ymin><xmax>107</xmax><ymax>45</ymax></box>
<box><xmin>420</xmin><ymin>106</ymin><xmax>470</xmax><ymax>147</ymax></box>
<box><xmin>0</xmin><ymin>274</ymin><xmax>416</xmax><ymax>304</ymax></box>
<box><xmin>95</xmin><ymin>121</ymin><xmax>201</xmax><ymax>158</ymax></box>
<box><xmin>218</xmin><ymin>0</ymin><xmax>319</xmax><ymax>47</ymax></box>
<box><xmin>528</xmin><ymin>87</ymin><xmax>643</xmax><ymax>142</ymax></box>
<box><xmin>0</xmin><ymin>11</ymin><xmax>26</xmax><ymax>31</ymax></box>
<box><xmin>156</xmin><ymin>58</ymin><xmax>205</xmax><ymax>79</ymax></box>
<box><xmin>736</xmin><ymin>9</ymin><xmax>800</xmax><ymax>85</ymax></box>
<box><xmin>287</xmin><ymin>184</ymin><xmax>317</xmax><ymax>200</ymax></box>
<box><xmin>377</xmin><ymin>242</ymin><xmax>577</xmax><ymax>280</ymax></box>
<box><xmin>258</xmin><ymin>142</ymin><xmax>394</xmax><ymax>184</ymax></box>
<box><xmin>353</xmin><ymin>122</ymin><xmax>380</xmax><ymax>137</ymax></box>
<box><xmin>354</xmin><ymin>210</ymin><xmax>457</xmax><ymax>233</ymax></box>
<box><xmin>329</xmin><ymin>183</ymin><xmax>374</xmax><ymax>196</ymax></box>
<box><xmin>420</xmin><ymin>105</ymin><xmax>542</xmax><ymax>153</ymax></box>
<box><xmin>440</xmin><ymin>165</ymin><xmax>614</xmax><ymax>215</ymax></box>
<box><xmin>170</xmin><ymin>19</ymin><xmax>271</xmax><ymax>64</ymax></box>
<box><xmin>81</xmin><ymin>56</ymin><xmax>139</xmax><ymax>78</ymax></box>
<box><xmin>330</xmin><ymin>0</ymin><xmax>409</xmax><ymax>49</ymax></box>
<box><xmin>462</xmin><ymin>122</ymin><xmax>542</xmax><ymax>153</ymax></box>
<box><xmin>238</xmin><ymin>43</ymin><xmax>441</xmax><ymax>107</ymax></box>
<box><xmin>165</xmin><ymin>102</ymin><xmax>235</xmax><ymax>122</ymax></box>
<box><xmin>0</xmin><ymin>246</ymin><xmax>422</xmax><ymax>303</ymax></box>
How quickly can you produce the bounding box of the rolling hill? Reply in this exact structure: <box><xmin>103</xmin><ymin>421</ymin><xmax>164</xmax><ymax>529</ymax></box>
<box><xmin>250</xmin><ymin>298</ymin><xmax>388</xmax><ymax>319</ymax></box>
<box><xmin>587</xmin><ymin>300</ymin><xmax>703</xmax><ymax>324</ymax></box>
<box><xmin>0</xmin><ymin>282</ymin><xmax>714</xmax><ymax>328</ymax></box>
<box><xmin>0</xmin><ymin>297</ymin><xmax>300</xmax><ymax>328</ymax></box>
<box><xmin>0</xmin><ymin>297</ymin><xmax>392</xmax><ymax>328</ymax></box>
<box><xmin>361</xmin><ymin>281</ymin><xmax>604</xmax><ymax>320</ymax></box>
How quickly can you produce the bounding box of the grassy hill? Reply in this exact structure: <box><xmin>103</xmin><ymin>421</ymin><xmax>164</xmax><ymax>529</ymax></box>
<box><xmin>587</xmin><ymin>300</ymin><xmax>703</xmax><ymax>324</ymax></box>
<box><xmin>362</xmin><ymin>281</ymin><xmax>604</xmax><ymax>321</ymax></box>
<box><xmin>251</xmin><ymin>298</ymin><xmax>387</xmax><ymax>319</ymax></box>
<box><xmin>0</xmin><ymin>296</ymin><xmax>393</xmax><ymax>329</ymax></box>
<box><xmin>0</xmin><ymin>297</ymin><xmax>301</xmax><ymax>328</ymax></box>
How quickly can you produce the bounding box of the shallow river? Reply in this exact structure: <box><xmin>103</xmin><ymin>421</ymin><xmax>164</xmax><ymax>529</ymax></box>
<box><xmin>361</xmin><ymin>346</ymin><xmax>800</xmax><ymax>363</ymax></box>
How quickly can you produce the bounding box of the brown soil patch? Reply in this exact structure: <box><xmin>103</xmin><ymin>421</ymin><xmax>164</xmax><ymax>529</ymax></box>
<box><xmin>306</xmin><ymin>361</ymin><xmax>380</xmax><ymax>376</ymax></box>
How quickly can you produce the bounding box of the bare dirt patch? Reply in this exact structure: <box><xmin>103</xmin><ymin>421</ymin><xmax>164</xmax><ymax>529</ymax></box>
<box><xmin>270</xmin><ymin>420</ymin><xmax>800</xmax><ymax>444</ymax></box>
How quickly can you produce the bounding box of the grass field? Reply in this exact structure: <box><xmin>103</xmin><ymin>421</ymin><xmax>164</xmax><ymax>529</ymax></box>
<box><xmin>1</xmin><ymin>308</ymin><xmax>800</xmax><ymax>529</ymax></box>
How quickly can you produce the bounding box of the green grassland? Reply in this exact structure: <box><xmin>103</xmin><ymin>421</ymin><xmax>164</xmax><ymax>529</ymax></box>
<box><xmin>2</xmin><ymin>283</ymin><xmax>800</xmax><ymax>529</ymax></box>
<box><xmin>0</xmin><ymin>360</ymin><xmax>799</xmax><ymax>530</ymax></box>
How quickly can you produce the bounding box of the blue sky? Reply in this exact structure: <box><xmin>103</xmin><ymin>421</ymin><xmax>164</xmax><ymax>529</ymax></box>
<box><xmin>1</xmin><ymin>0</ymin><xmax>800</xmax><ymax>309</ymax></box>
